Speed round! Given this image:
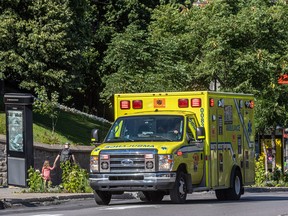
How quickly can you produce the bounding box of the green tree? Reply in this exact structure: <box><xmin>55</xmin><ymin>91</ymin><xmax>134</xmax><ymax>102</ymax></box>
<box><xmin>0</xmin><ymin>0</ymin><xmax>96</xmax><ymax>108</ymax></box>
<box><xmin>34</xmin><ymin>86</ymin><xmax>60</xmax><ymax>135</ymax></box>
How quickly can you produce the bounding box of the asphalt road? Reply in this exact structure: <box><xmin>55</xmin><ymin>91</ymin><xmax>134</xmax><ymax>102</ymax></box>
<box><xmin>1</xmin><ymin>192</ymin><xmax>288</xmax><ymax>216</ymax></box>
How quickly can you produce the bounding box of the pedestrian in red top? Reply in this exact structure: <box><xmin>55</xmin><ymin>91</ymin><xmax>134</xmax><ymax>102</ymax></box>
<box><xmin>41</xmin><ymin>160</ymin><xmax>55</xmax><ymax>188</ymax></box>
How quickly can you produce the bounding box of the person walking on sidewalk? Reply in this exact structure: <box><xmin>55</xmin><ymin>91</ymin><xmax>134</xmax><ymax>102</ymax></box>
<box><xmin>53</xmin><ymin>142</ymin><xmax>76</xmax><ymax>166</ymax></box>
<box><xmin>53</xmin><ymin>142</ymin><xmax>76</xmax><ymax>184</ymax></box>
<box><xmin>41</xmin><ymin>160</ymin><xmax>55</xmax><ymax>188</ymax></box>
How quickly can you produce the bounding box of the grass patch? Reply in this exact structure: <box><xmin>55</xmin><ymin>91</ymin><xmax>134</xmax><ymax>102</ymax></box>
<box><xmin>0</xmin><ymin>110</ymin><xmax>111</xmax><ymax>145</ymax></box>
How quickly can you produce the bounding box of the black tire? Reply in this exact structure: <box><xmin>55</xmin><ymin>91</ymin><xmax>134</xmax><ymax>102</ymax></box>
<box><xmin>93</xmin><ymin>190</ymin><xmax>112</xmax><ymax>205</ymax></box>
<box><xmin>138</xmin><ymin>191</ymin><xmax>151</xmax><ymax>202</ymax></box>
<box><xmin>215</xmin><ymin>189</ymin><xmax>228</xmax><ymax>201</ymax></box>
<box><xmin>226</xmin><ymin>170</ymin><xmax>242</xmax><ymax>200</ymax></box>
<box><xmin>138</xmin><ymin>191</ymin><xmax>164</xmax><ymax>203</ymax></box>
<box><xmin>149</xmin><ymin>191</ymin><xmax>165</xmax><ymax>202</ymax></box>
<box><xmin>169</xmin><ymin>171</ymin><xmax>187</xmax><ymax>204</ymax></box>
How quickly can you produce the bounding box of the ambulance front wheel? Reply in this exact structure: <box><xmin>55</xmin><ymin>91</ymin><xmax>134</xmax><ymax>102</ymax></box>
<box><xmin>169</xmin><ymin>171</ymin><xmax>187</xmax><ymax>204</ymax></box>
<box><xmin>93</xmin><ymin>190</ymin><xmax>112</xmax><ymax>205</ymax></box>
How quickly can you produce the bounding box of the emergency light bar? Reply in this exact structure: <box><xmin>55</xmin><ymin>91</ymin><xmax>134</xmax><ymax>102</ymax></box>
<box><xmin>121</xmin><ymin>98</ymin><xmax>205</xmax><ymax>109</ymax></box>
<box><xmin>120</xmin><ymin>100</ymin><xmax>143</xmax><ymax>109</ymax></box>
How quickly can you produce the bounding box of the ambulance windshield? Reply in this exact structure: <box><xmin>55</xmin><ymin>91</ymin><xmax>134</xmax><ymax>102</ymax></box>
<box><xmin>105</xmin><ymin>115</ymin><xmax>184</xmax><ymax>142</ymax></box>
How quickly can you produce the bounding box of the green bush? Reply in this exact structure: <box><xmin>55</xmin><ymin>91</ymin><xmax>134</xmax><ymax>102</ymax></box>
<box><xmin>255</xmin><ymin>155</ymin><xmax>266</xmax><ymax>186</ymax></box>
<box><xmin>60</xmin><ymin>162</ymin><xmax>92</xmax><ymax>193</ymax></box>
<box><xmin>254</xmin><ymin>155</ymin><xmax>288</xmax><ymax>187</ymax></box>
<box><xmin>27</xmin><ymin>163</ymin><xmax>92</xmax><ymax>193</ymax></box>
<box><xmin>27</xmin><ymin>167</ymin><xmax>44</xmax><ymax>192</ymax></box>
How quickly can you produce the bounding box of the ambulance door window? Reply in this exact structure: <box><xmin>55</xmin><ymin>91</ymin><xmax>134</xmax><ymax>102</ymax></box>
<box><xmin>187</xmin><ymin>116</ymin><xmax>198</xmax><ymax>142</ymax></box>
<box><xmin>107</xmin><ymin>119</ymin><xmax>124</xmax><ymax>141</ymax></box>
<box><xmin>186</xmin><ymin>118</ymin><xmax>196</xmax><ymax>143</ymax></box>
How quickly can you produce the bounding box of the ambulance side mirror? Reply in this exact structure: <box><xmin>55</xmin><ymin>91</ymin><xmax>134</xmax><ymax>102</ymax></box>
<box><xmin>91</xmin><ymin>129</ymin><xmax>100</xmax><ymax>145</ymax></box>
<box><xmin>196</xmin><ymin>127</ymin><xmax>205</xmax><ymax>140</ymax></box>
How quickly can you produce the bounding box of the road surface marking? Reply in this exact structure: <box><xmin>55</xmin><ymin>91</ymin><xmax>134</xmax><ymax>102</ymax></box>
<box><xmin>100</xmin><ymin>205</ymin><xmax>159</xmax><ymax>210</ymax></box>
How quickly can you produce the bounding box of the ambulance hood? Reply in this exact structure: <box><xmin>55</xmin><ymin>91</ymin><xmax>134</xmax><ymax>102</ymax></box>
<box><xmin>91</xmin><ymin>141</ymin><xmax>183</xmax><ymax>155</ymax></box>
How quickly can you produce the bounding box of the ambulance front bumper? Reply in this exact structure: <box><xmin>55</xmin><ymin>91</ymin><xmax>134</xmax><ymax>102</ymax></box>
<box><xmin>89</xmin><ymin>172</ymin><xmax>176</xmax><ymax>191</ymax></box>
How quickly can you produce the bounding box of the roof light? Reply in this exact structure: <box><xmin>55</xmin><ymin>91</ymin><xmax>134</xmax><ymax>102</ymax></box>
<box><xmin>191</xmin><ymin>98</ymin><xmax>201</xmax><ymax>107</ymax></box>
<box><xmin>120</xmin><ymin>100</ymin><xmax>130</xmax><ymax>109</ymax></box>
<box><xmin>133</xmin><ymin>100</ymin><xmax>143</xmax><ymax>109</ymax></box>
<box><xmin>178</xmin><ymin>98</ymin><xmax>189</xmax><ymax>108</ymax></box>
<box><xmin>209</xmin><ymin>98</ymin><xmax>214</xmax><ymax>107</ymax></box>
<box><xmin>154</xmin><ymin>98</ymin><xmax>166</xmax><ymax>108</ymax></box>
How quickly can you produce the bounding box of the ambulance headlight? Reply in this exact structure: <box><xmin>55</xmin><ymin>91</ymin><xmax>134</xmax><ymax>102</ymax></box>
<box><xmin>90</xmin><ymin>156</ymin><xmax>99</xmax><ymax>172</ymax></box>
<box><xmin>158</xmin><ymin>155</ymin><xmax>173</xmax><ymax>171</ymax></box>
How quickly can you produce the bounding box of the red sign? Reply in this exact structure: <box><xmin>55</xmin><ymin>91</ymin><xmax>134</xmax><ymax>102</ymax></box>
<box><xmin>278</xmin><ymin>74</ymin><xmax>288</xmax><ymax>84</ymax></box>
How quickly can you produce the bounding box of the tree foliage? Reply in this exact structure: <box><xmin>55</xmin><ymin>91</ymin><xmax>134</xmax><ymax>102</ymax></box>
<box><xmin>1</xmin><ymin>0</ymin><xmax>288</xmax><ymax>134</ymax></box>
<box><xmin>0</xmin><ymin>0</ymin><xmax>96</xmax><ymax>102</ymax></box>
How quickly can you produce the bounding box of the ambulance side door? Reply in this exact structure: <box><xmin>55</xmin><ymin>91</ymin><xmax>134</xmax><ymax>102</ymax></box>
<box><xmin>186</xmin><ymin>116</ymin><xmax>204</xmax><ymax>185</ymax></box>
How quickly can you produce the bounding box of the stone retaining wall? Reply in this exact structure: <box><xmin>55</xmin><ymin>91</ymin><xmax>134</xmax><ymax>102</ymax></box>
<box><xmin>0</xmin><ymin>137</ymin><xmax>94</xmax><ymax>186</ymax></box>
<box><xmin>0</xmin><ymin>140</ymin><xmax>7</xmax><ymax>186</ymax></box>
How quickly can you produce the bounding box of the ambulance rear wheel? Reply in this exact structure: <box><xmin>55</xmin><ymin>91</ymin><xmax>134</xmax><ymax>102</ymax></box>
<box><xmin>93</xmin><ymin>190</ymin><xmax>111</xmax><ymax>205</ymax></box>
<box><xmin>170</xmin><ymin>171</ymin><xmax>187</xmax><ymax>204</ymax></box>
<box><xmin>227</xmin><ymin>170</ymin><xmax>242</xmax><ymax>200</ymax></box>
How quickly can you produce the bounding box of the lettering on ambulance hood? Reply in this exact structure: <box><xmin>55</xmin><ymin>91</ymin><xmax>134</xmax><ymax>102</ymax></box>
<box><xmin>105</xmin><ymin>144</ymin><xmax>155</xmax><ymax>148</ymax></box>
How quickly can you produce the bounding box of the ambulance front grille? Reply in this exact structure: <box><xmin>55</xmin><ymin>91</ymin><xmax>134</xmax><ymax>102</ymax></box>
<box><xmin>99</xmin><ymin>149</ymin><xmax>157</xmax><ymax>173</ymax></box>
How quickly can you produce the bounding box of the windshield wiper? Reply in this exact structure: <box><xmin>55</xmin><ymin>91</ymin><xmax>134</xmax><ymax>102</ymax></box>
<box><xmin>122</xmin><ymin>137</ymin><xmax>134</xmax><ymax>141</ymax></box>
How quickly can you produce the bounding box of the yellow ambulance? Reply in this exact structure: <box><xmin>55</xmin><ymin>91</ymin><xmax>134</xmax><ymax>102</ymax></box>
<box><xmin>89</xmin><ymin>91</ymin><xmax>255</xmax><ymax>205</ymax></box>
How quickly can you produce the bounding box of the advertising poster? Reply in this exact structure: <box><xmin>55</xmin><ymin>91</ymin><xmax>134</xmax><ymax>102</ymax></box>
<box><xmin>8</xmin><ymin>110</ymin><xmax>24</xmax><ymax>152</ymax></box>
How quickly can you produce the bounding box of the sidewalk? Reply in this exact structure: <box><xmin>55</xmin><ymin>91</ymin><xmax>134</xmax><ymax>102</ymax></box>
<box><xmin>0</xmin><ymin>186</ymin><xmax>137</xmax><ymax>209</ymax></box>
<box><xmin>0</xmin><ymin>186</ymin><xmax>95</xmax><ymax>209</ymax></box>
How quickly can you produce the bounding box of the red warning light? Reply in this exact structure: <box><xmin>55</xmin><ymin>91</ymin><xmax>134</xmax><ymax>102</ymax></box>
<box><xmin>132</xmin><ymin>100</ymin><xmax>143</xmax><ymax>109</ymax></box>
<box><xmin>209</xmin><ymin>98</ymin><xmax>214</xmax><ymax>107</ymax></box>
<box><xmin>178</xmin><ymin>99</ymin><xmax>189</xmax><ymax>108</ymax></box>
<box><xmin>245</xmin><ymin>100</ymin><xmax>254</xmax><ymax>109</ymax></box>
<box><xmin>249</xmin><ymin>100</ymin><xmax>254</xmax><ymax>109</ymax></box>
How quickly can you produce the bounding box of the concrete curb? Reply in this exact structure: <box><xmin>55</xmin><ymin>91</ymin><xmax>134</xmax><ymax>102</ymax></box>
<box><xmin>244</xmin><ymin>187</ymin><xmax>288</xmax><ymax>193</ymax></box>
<box><xmin>0</xmin><ymin>192</ymin><xmax>138</xmax><ymax>209</ymax></box>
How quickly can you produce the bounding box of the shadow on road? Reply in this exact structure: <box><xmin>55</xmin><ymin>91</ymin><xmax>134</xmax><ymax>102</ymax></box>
<box><xmin>109</xmin><ymin>194</ymin><xmax>288</xmax><ymax>206</ymax></box>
